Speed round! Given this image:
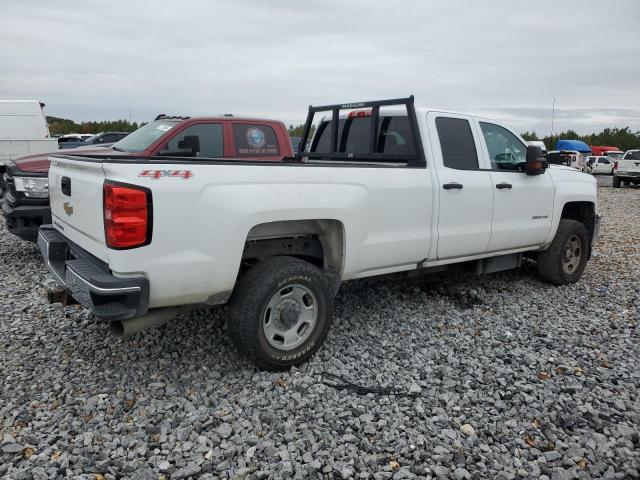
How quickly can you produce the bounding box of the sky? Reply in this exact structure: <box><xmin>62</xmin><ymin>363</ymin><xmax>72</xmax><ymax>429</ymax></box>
<box><xmin>1</xmin><ymin>0</ymin><xmax>639</xmax><ymax>136</ymax></box>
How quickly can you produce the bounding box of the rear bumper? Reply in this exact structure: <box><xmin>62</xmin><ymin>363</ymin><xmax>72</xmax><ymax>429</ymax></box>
<box><xmin>2</xmin><ymin>201</ymin><xmax>51</xmax><ymax>242</ymax></box>
<box><xmin>614</xmin><ymin>171</ymin><xmax>640</xmax><ymax>178</ymax></box>
<box><xmin>37</xmin><ymin>225</ymin><xmax>149</xmax><ymax>320</ymax></box>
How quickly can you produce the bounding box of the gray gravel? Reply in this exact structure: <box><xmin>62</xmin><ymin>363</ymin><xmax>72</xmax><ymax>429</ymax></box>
<box><xmin>1</xmin><ymin>183</ymin><xmax>639</xmax><ymax>479</ymax></box>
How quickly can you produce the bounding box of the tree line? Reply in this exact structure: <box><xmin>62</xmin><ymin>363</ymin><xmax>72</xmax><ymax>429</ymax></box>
<box><xmin>47</xmin><ymin>116</ymin><xmax>142</xmax><ymax>135</ymax></box>
<box><xmin>521</xmin><ymin>127</ymin><xmax>640</xmax><ymax>151</ymax></box>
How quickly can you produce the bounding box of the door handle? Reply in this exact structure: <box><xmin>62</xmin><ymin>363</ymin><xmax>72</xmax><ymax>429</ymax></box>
<box><xmin>443</xmin><ymin>182</ymin><xmax>463</xmax><ymax>190</ymax></box>
<box><xmin>61</xmin><ymin>176</ymin><xmax>72</xmax><ymax>196</ymax></box>
<box><xmin>496</xmin><ymin>182</ymin><xmax>512</xmax><ymax>189</ymax></box>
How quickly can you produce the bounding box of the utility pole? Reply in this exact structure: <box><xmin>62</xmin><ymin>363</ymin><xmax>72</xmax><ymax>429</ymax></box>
<box><xmin>129</xmin><ymin>107</ymin><xmax>132</xmax><ymax>123</ymax></box>
<box><xmin>551</xmin><ymin>97</ymin><xmax>556</xmax><ymax>141</ymax></box>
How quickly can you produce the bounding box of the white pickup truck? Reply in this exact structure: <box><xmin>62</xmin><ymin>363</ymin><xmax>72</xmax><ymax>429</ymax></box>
<box><xmin>38</xmin><ymin>97</ymin><xmax>600</xmax><ymax>369</ymax></box>
<box><xmin>612</xmin><ymin>149</ymin><xmax>640</xmax><ymax>187</ymax></box>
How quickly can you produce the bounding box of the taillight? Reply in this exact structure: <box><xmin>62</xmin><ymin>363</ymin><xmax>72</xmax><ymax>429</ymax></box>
<box><xmin>103</xmin><ymin>181</ymin><xmax>152</xmax><ymax>249</ymax></box>
<box><xmin>613</xmin><ymin>161</ymin><xmax>618</xmax><ymax>170</ymax></box>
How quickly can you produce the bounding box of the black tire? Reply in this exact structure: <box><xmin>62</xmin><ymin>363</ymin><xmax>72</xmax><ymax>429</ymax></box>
<box><xmin>227</xmin><ymin>256</ymin><xmax>334</xmax><ymax>370</ymax></box>
<box><xmin>537</xmin><ymin>219</ymin><xmax>589</xmax><ymax>285</ymax></box>
<box><xmin>612</xmin><ymin>176</ymin><xmax>621</xmax><ymax>188</ymax></box>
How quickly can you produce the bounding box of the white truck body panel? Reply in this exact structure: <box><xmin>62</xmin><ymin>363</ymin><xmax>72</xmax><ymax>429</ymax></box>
<box><xmin>45</xmin><ymin>107</ymin><xmax>598</xmax><ymax>311</ymax></box>
<box><xmin>0</xmin><ymin>100</ymin><xmax>58</xmax><ymax>165</ymax></box>
<box><xmin>616</xmin><ymin>150</ymin><xmax>640</xmax><ymax>176</ymax></box>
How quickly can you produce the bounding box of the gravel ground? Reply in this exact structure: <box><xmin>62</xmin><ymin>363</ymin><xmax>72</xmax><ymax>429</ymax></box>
<box><xmin>1</xmin><ymin>182</ymin><xmax>639</xmax><ymax>480</ymax></box>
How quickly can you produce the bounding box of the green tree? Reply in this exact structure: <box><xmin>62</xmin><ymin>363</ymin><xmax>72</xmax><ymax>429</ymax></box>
<box><xmin>288</xmin><ymin>123</ymin><xmax>315</xmax><ymax>139</ymax></box>
<box><xmin>521</xmin><ymin>131</ymin><xmax>539</xmax><ymax>141</ymax></box>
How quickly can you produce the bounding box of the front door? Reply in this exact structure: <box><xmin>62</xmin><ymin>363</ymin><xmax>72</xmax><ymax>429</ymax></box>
<box><xmin>428</xmin><ymin>113</ymin><xmax>493</xmax><ymax>259</ymax></box>
<box><xmin>475</xmin><ymin>120</ymin><xmax>555</xmax><ymax>252</ymax></box>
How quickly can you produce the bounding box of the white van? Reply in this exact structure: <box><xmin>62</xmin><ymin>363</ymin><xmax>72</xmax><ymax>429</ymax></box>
<box><xmin>0</xmin><ymin>100</ymin><xmax>59</xmax><ymax>168</ymax></box>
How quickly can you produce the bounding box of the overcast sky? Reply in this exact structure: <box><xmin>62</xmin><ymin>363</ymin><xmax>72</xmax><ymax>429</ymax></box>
<box><xmin>1</xmin><ymin>0</ymin><xmax>638</xmax><ymax>136</ymax></box>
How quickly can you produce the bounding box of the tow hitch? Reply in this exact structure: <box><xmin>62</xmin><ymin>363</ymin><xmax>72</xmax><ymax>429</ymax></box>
<box><xmin>46</xmin><ymin>287</ymin><xmax>78</xmax><ymax>306</ymax></box>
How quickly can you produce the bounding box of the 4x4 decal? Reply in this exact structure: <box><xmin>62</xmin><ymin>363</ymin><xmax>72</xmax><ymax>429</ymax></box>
<box><xmin>138</xmin><ymin>169</ymin><xmax>193</xmax><ymax>180</ymax></box>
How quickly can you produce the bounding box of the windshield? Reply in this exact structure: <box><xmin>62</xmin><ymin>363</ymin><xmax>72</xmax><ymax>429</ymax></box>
<box><xmin>606</xmin><ymin>151</ymin><xmax>624</xmax><ymax>159</ymax></box>
<box><xmin>624</xmin><ymin>151</ymin><xmax>640</xmax><ymax>160</ymax></box>
<box><xmin>113</xmin><ymin>120</ymin><xmax>180</xmax><ymax>152</ymax></box>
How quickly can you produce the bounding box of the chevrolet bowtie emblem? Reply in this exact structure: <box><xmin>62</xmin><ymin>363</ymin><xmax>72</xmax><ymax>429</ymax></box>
<box><xmin>63</xmin><ymin>202</ymin><xmax>74</xmax><ymax>216</ymax></box>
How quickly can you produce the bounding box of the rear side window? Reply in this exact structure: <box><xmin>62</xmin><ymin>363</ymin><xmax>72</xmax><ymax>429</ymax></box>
<box><xmin>377</xmin><ymin>116</ymin><xmax>415</xmax><ymax>154</ymax></box>
<box><xmin>435</xmin><ymin>117</ymin><xmax>479</xmax><ymax>170</ymax></box>
<box><xmin>233</xmin><ymin>124</ymin><xmax>280</xmax><ymax>156</ymax></box>
<box><xmin>311</xmin><ymin>116</ymin><xmax>416</xmax><ymax>157</ymax></box>
<box><xmin>161</xmin><ymin>123</ymin><xmax>223</xmax><ymax>157</ymax></box>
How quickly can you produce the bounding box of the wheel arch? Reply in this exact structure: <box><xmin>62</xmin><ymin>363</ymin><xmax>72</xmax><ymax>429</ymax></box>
<box><xmin>242</xmin><ymin>219</ymin><xmax>345</xmax><ymax>278</ymax></box>
<box><xmin>559</xmin><ymin>201</ymin><xmax>596</xmax><ymax>257</ymax></box>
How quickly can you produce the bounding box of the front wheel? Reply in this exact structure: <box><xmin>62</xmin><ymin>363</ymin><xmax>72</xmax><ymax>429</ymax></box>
<box><xmin>227</xmin><ymin>256</ymin><xmax>334</xmax><ymax>370</ymax></box>
<box><xmin>537</xmin><ymin>219</ymin><xmax>589</xmax><ymax>285</ymax></box>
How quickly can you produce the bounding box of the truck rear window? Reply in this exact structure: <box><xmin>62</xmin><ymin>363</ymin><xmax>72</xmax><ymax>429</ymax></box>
<box><xmin>232</xmin><ymin>124</ymin><xmax>280</xmax><ymax>156</ymax></box>
<box><xmin>311</xmin><ymin>116</ymin><xmax>416</xmax><ymax>159</ymax></box>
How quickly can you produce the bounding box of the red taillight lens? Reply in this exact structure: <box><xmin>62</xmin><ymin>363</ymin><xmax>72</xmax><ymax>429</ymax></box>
<box><xmin>614</xmin><ymin>161</ymin><xmax>618</xmax><ymax>170</ymax></box>
<box><xmin>103</xmin><ymin>182</ymin><xmax>152</xmax><ymax>249</ymax></box>
<box><xmin>348</xmin><ymin>109</ymin><xmax>372</xmax><ymax>118</ymax></box>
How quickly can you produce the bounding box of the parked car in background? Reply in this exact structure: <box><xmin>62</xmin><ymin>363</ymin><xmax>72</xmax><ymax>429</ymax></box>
<box><xmin>57</xmin><ymin>134</ymin><xmax>94</xmax><ymax>148</ymax></box>
<box><xmin>586</xmin><ymin>156</ymin><xmax>614</xmax><ymax>175</ymax></box>
<box><xmin>526</xmin><ymin>140</ymin><xmax>547</xmax><ymax>155</ymax></box>
<box><xmin>0</xmin><ymin>100</ymin><xmax>58</xmax><ymax>172</ymax></box>
<box><xmin>2</xmin><ymin>115</ymin><xmax>292</xmax><ymax>241</ymax></box>
<box><xmin>613</xmin><ymin>149</ymin><xmax>640</xmax><ymax>187</ymax></box>
<box><xmin>38</xmin><ymin>96</ymin><xmax>599</xmax><ymax>369</ymax></box>
<box><xmin>58</xmin><ymin>131</ymin><xmax>130</xmax><ymax>149</ymax></box>
<box><xmin>547</xmin><ymin>150</ymin><xmax>587</xmax><ymax>171</ymax></box>
<box><xmin>591</xmin><ymin>145</ymin><xmax>623</xmax><ymax>159</ymax></box>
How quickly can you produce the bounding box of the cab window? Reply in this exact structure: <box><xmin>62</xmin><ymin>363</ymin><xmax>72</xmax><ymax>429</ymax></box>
<box><xmin>435</xmin><ymin>117</ymin><xmax>479</xmax><ymax>170</ymax></box>
<box><xmin>311</xmin><ymin>115</ymin><xmax>416</xmax><ymax>158</ymax></box>
<box><xmin>479</xmin><ymin>122</ymin><xmax>527</xmax><ymax>171</ymax></box>
<box><xmin>160</xmin><ymin>123</ymin><xmax>223</xmax><ymax>158</ymax></box>
<box><xmin>232</xmin><ymin>124</ymin><xmax>280</xmax><ymax>156</ymax></box>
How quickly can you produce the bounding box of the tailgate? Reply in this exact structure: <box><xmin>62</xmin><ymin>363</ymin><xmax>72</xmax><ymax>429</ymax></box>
<box><xmin>618</xmin><ymin>158</ymin><xmax>640</xmax><ymax>173</ymax></box>
<box><xmin>48</xmin><ymin>155</ymin><xmax>109</xmax><ymax>262</ymax></box>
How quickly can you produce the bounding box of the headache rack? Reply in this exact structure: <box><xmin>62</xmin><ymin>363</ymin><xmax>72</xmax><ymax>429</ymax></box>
<box><xmin>296</xmin><ymin>95</ymin><xmax>426</xmax><ymax>168</ymax></box>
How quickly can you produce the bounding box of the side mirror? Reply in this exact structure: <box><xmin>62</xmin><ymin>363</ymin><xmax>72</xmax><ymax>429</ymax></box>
<box><xmin>179</xmin><ymin>135</ymin><xmax>200</xmax><ymax>155</ymax></box>
<box><xmin>526</xmin><ymin>145</ymin><xmax>547</xmax><ymax>176</ymax></box>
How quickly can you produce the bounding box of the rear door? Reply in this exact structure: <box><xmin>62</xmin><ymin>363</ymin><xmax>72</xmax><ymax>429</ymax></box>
<box><xmin>427</xmin><ymin>113</ymin><xmax>493</xmax><ymax>259</ymax></box>
<box><xmin>475</xmin><ymin>120</ymin><xmax>554</xmax><ymax>251</ymax></box>
<box><xmin>49</xmin><ymin>156</ymin><xmax>109</xmax><ymax>261</ymax></box>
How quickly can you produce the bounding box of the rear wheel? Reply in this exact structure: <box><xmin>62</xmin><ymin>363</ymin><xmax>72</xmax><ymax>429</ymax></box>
<box><xmin>537</xmin><ymin>219</ymin><xmax>588</xmax><ymax>285</ymax></box>
<box><xmin>228</xmin><ymin>256</ymin><xmax>334</xmax><ymax>370</ymax></box>
<box><xmin>612</xmin><ymin>176</ymin><xmax>621</xmax><ymax>188</ymax></box>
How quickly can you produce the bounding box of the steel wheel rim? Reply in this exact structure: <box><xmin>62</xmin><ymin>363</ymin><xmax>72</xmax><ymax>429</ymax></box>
<box><xmin>262</xmin><ymin>284</ymin><xmax>317</xmax><ymax>351</ymax></box>
<box><xmin>562</xmin><ymin>235</ymin><xmax>582</xmax><ymax>275</ymax></box>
